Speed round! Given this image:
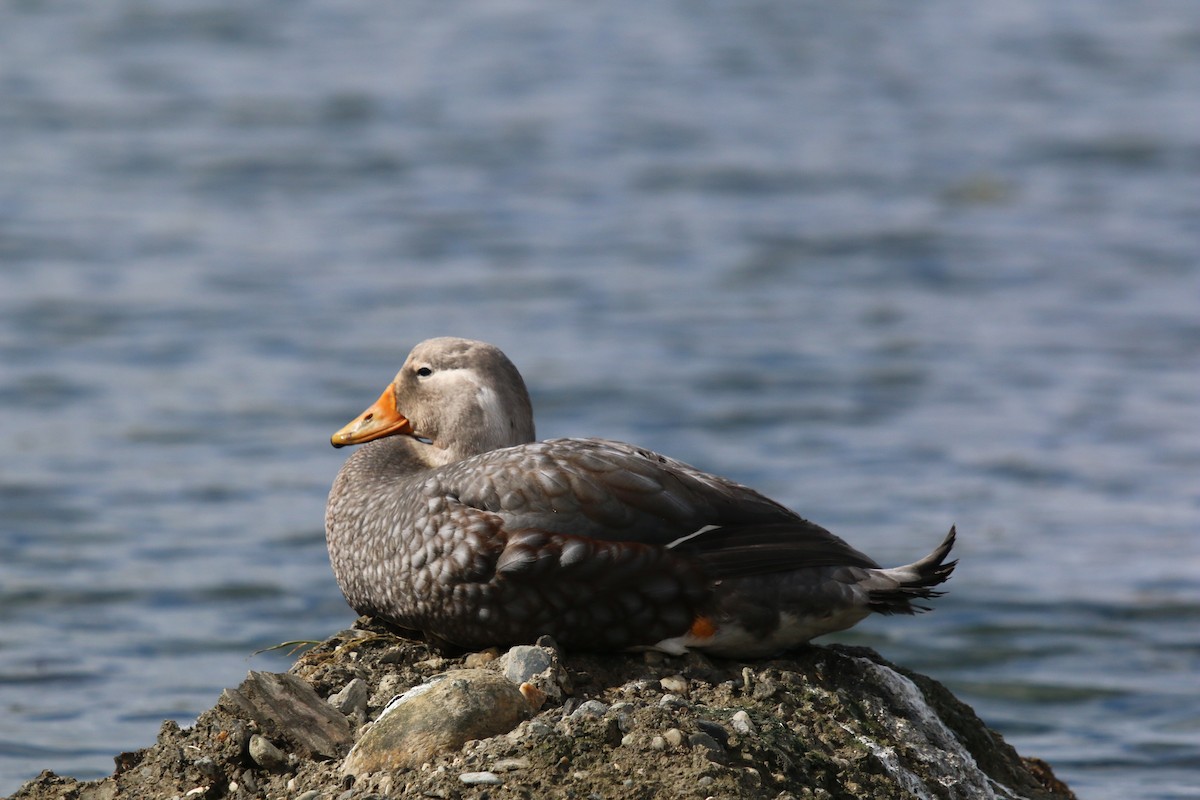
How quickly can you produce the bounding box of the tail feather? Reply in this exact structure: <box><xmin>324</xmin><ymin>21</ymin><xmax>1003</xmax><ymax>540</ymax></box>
<box><xmin>868</xmin><ymin>526</ymin><xmax>958</xmax><ymax>615</ymax></box>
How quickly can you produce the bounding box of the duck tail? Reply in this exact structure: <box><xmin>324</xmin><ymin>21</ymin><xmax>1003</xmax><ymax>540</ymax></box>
<box><xmin>867</xmin><ymin>526</ymin><xmax>958</xmax><ymax>615</ymax></box>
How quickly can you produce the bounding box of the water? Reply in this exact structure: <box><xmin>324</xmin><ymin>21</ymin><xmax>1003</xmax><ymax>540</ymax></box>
<box><xmin>1</xmin><ymin>1</ymin><xmax>1198</xmax><ymax>796</ymax></box>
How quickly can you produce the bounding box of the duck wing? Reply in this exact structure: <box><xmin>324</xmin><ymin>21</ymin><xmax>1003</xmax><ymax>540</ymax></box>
<box><xmin>435</xmin><ymin>437</ymin><xmax>880</xmax><ymax>576</ymax></box>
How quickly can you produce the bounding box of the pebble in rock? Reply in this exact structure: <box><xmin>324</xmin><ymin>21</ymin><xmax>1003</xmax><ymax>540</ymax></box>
<box><xmin>510</xmin><ymin>719</ymin><xmax>554</xmax><ymax>741</ymax></box>
<box><xmin>342</xmin><ymin>669</ymin><xmax>532</xmax><ymax>776</ymax></box>
<box><xmin>731</xmin><ymin>710</ymin><xmax>755</xmax><ymax>736</ymax></box>
<box><xmin>328</xmin><ymin>678</ymin><xmax>369</xmax><ymax>717</ymax></box>
<box><xmin>751</xmin><ymin>673</ymin><xmax>779</xmax><ymax>701</ymax></box>
<box><xmin>247</xmin><ymin>734</ymin><xmax>288</xmax><ymax>772</ymax></box>
<box><xmin>463</xmin><ymin>648</ymin><xmax>501</xmax><ymax>668</ymax></box>
<box><xmin>570</xmin><ymin>700</ymin><xmax>609</xmax><ymax>719</ymax></box>
<box><xmin>659</xmin><ymin>675</ymin><xmax>689</xmax><ymax>696</ymax></box>
<box><xmin>659</xmin><ymin>693</ymin><xmax>688</xmax><ymax>710</ymax></box>
<box><xmin>460</xmin><ymin>771</ymin><xmax>503</xmax><ymax>786</ymax></box>
<box><xmin>367</xmin><ymin>673</ymin><xmax>406</xmax><ymax>709</ymax></box>
<box><xmin>496</xmin><ymin>642</ymin><xmax>570</xmax><ymax>701</ymax></box>
<box><xmin>498</xmin><ymin>645</ymin><xmax>554</xmax><ymax>684</ymax></box>
<box><xmin>688</xmin><ymin>731</ymin><xmax>727</xmax><ymax>763</ymax></box>
<box><xmin>518</xmin><ymin>681</ymin><xmax>547</xmax><ymax>711</ymax></box>
<box><xmin>696</xmin><ymin>720</ymin><xmax>730</xmax><ymax>748</ymax></box>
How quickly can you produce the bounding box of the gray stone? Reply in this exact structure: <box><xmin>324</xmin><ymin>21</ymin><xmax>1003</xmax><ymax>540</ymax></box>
<box><xmin>239</xmin><ymin>770</ymin><xmax>258</xmax><ymax>794</ymax></box>
<box><xmin>496</xmin><ymin>643</ymin><xmax>571</xmax><ymax>702</ymax></box>
<box><xmin>662</xmin><ymin>728</ymin><xmax>684</xmax><ymax>748</ymax></box>
<box><xmin>730</xmin><ymin>709</ymin><xmax>755</xmax><ymax>736</ymax></box>
<box><xmin>506</xmin><ymin>718</ymin><xmax>555</xmax><ymax>743</ymax></box>
<box><xmin>367</xmin><ymin>673</ymin><xmax>405</xmax><ymax>708</ymax></box>
<box><xmin>750</xmin><ymin>672</ymin><xmax>779</xmax><ymax>701</ymax></box>
<box><xmin>659</xmin><ymin>674</ymin><xmax>689</xmax><ymax>696</ymax></box>
<box><xmin>247</xmin><ymin>735</ymin><xmax>287</xmax><ymax>771</ymax></box>
<box><xmin>463</xmin><ymin>648</ymin><xmax>501</xmax><ymax>668</ymax></box>
<box><xmin>219</xmin><ymin>671</ymin><xmax>353</xmax><ymax>760</ymax></box>
<box><xmin>658</xmin><ymin>693</ymin><xmax>688</xmax><ymax>710</ymax></box>
<box><xmin>570</xmin><ymin>700</ymin><xmax>609</xmax><ymax>719</ymax></box>
<box><xmin>498</xmin><ymin>645</ymin><xmax>554</xmax><ymax>684</ymax></box>
<box><xmin>5</xmin><ymin>624</ymin><xmax>1077</xmax><ymax>800</ymax></box>
<box><xmin>459</xmin><ymin>771</ymin><xmax>502</xmax><ymax>786</ymax></box>
<box><xmin>327</xmin><ymin>677</ymin><xmax>369</xmax><ymax>717</ymax></box>
<box><xmin>341</xmin><ymin>669</ymin><xmax>532</xmax><ymax>776</ymax></box>
<box><xmin>76</xmin><ymin>781</ymin><xmax>117</xmax><ymax>800</ymax></box>
<box><xmin>622</xmin><ymin>678</ymin><xmax>658</xmax><ymax>694</ymax></box>
<box><xmin>688</xmin><ymin>731</ymin><xmax>726</xmax><ymax>763</ymax></box>
<box><xmin>697</xmin><ymin>720</ymin><xmax>730</xmax><ymax>748</ymax></box>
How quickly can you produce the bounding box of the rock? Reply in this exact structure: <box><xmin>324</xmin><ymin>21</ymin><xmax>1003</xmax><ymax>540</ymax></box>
<box><xmin>695</xmin><ymin>720</ymin><xmax>729</xmax><ymax>749</ymax></box>
<box><xmin>218</xmin><ymin>671</ymin><xmax>353</xmax><ymax>760</ymax></box>
<box><xmin>496</xmin><ymin>642</ymin><xmax>572</xmax><ymax>702</ymax></box>
<box><xmin>76</xmin><ymin>779</ymin><xmax>117</xmax><ymax>800</ymax></box>
<box><xmin>498</xmin><ymin>644</ymin><xmax>554</xmax><ymax>683</ymax></box>
<box><xmin>730</xmin><ymin>709</ymin><xmax>755</xmax><ymax>736</ymax></box>
<box><xmin>663</xmin><ymin>728</ymin><xmax>685</xmax><ymax>748</ymax></box>
<box><xmin>659</xmin><ymin>674</ymin><xmax>689</xmax><ymax>696</ymax></box>
<box><xmin>518</xmin><ymin>681</ymin><xmax>548</xmax><ymax>711</ymax></box>
<box><xmin>459</xmin><ymin>771</ymin><xmax>502</xmax><ymax>785</ymax></box>
<box><xmin>740</xmin><ymin>666</ymin><xmax>754</xmax><ymax>695</ymax></box>
<box><xmin>750</xmin><ymin>670</ymin><xmax>779</xmax><ymax>701</ymax></box>
<box><xmin>658</xmin><ymin>693</ymin><xmax>688</xmax><ymax>710</ymax></box>
<box><xmin>513</xmin><ymin>719</ymin><xmax>554</xmax><ymax>740</ymax></box>
<box><xmin>341</xmin><ymin>669</ymin><xmax>532</xmax><ymax>776</ymax></box>
<box><xmin>687</xmin><ymin>731</ymin><xmax>726</xmax><ymax>764</ymax></box>
<box><xmin>569</xmin><ymin>700</ymin><xmax>608</xmax><ymax>719</ymax></box>
<box><xmin>327</xmin><ymin>677</ymin><xmax>369</xmax><ymax>717</ymax></box>
<box><xmin>367</xmin><ymin>673</ymin><xmax>406</xmax><ymax>707</ymax></box>
<box><xmin>8</xmin><ymin>619</ymin><xmax>1077</xmax><ymax>800</ymax></box>
<box><xmin>247</xmin><ymin>735</ymin><xmax>288</xmax><ymax>771</ymax></box>
<box><xmin>463</xmin><ymin>648</ymin><xmax>501</xmax><ymax>668</ymax></box>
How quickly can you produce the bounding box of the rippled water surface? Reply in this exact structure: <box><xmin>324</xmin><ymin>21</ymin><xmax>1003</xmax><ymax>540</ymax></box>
<box><xmin>2</xmin><ymin>2</ymin><xmax>1198</xmax><ymax>797</ymax></box>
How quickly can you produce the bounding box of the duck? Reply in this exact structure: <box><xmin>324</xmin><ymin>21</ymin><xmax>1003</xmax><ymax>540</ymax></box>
<box><xmin>326</xmin><ymin>337</ymin><xmax>956</xmax><ymax>657</ymax></box>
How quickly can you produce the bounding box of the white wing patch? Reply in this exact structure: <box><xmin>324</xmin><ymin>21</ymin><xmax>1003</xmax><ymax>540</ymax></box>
<box><xmin>666</xmin><ymin>524</ymin><xmax>721</xmax><ymax>549</ymax></box>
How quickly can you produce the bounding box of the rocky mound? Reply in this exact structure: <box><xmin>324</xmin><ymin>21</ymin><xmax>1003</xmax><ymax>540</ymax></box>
<box><xmin>12</xmin><ymin>618</ymin><xmax>1075</xmax><ymax>800</ymax></box>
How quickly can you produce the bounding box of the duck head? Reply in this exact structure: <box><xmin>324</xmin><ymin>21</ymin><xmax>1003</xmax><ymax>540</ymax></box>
<box><xmin>331</xmin><ymin>337</ymin><xmax>536</xmax><ymax>466</ymax></box>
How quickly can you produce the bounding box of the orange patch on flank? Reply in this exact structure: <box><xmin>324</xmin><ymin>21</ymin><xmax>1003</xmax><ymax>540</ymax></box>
<box><xmin>689</xmin><ymin>615</ymin><xmax>718</xmax><ymax>639</ymax></box>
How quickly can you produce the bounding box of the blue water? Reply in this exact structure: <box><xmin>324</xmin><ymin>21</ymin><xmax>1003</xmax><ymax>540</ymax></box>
<box><xmin>2</xmin><ymin>2</ymin><xmax>1198</xmax><ymax>797</ymax></box>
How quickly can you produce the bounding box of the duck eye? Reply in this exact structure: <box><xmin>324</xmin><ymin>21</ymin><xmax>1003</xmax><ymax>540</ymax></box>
<box><xmin>416</xmin><ymin>366</ymin><xmax>433</xmax><ymax>378</ymax></box>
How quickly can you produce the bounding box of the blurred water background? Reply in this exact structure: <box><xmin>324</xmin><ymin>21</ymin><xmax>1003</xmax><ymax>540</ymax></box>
<box><xmin>1</xmin><ymin>1</ymin><xmax>1198</xmax><ymax>797</ymax></box>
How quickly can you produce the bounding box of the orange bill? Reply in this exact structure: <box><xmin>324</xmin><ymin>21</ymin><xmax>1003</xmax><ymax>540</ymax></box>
<box><xmin>331</xmin><ymin>386</ymin><xmax>414</xmax><ymax>448</ymax></box>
